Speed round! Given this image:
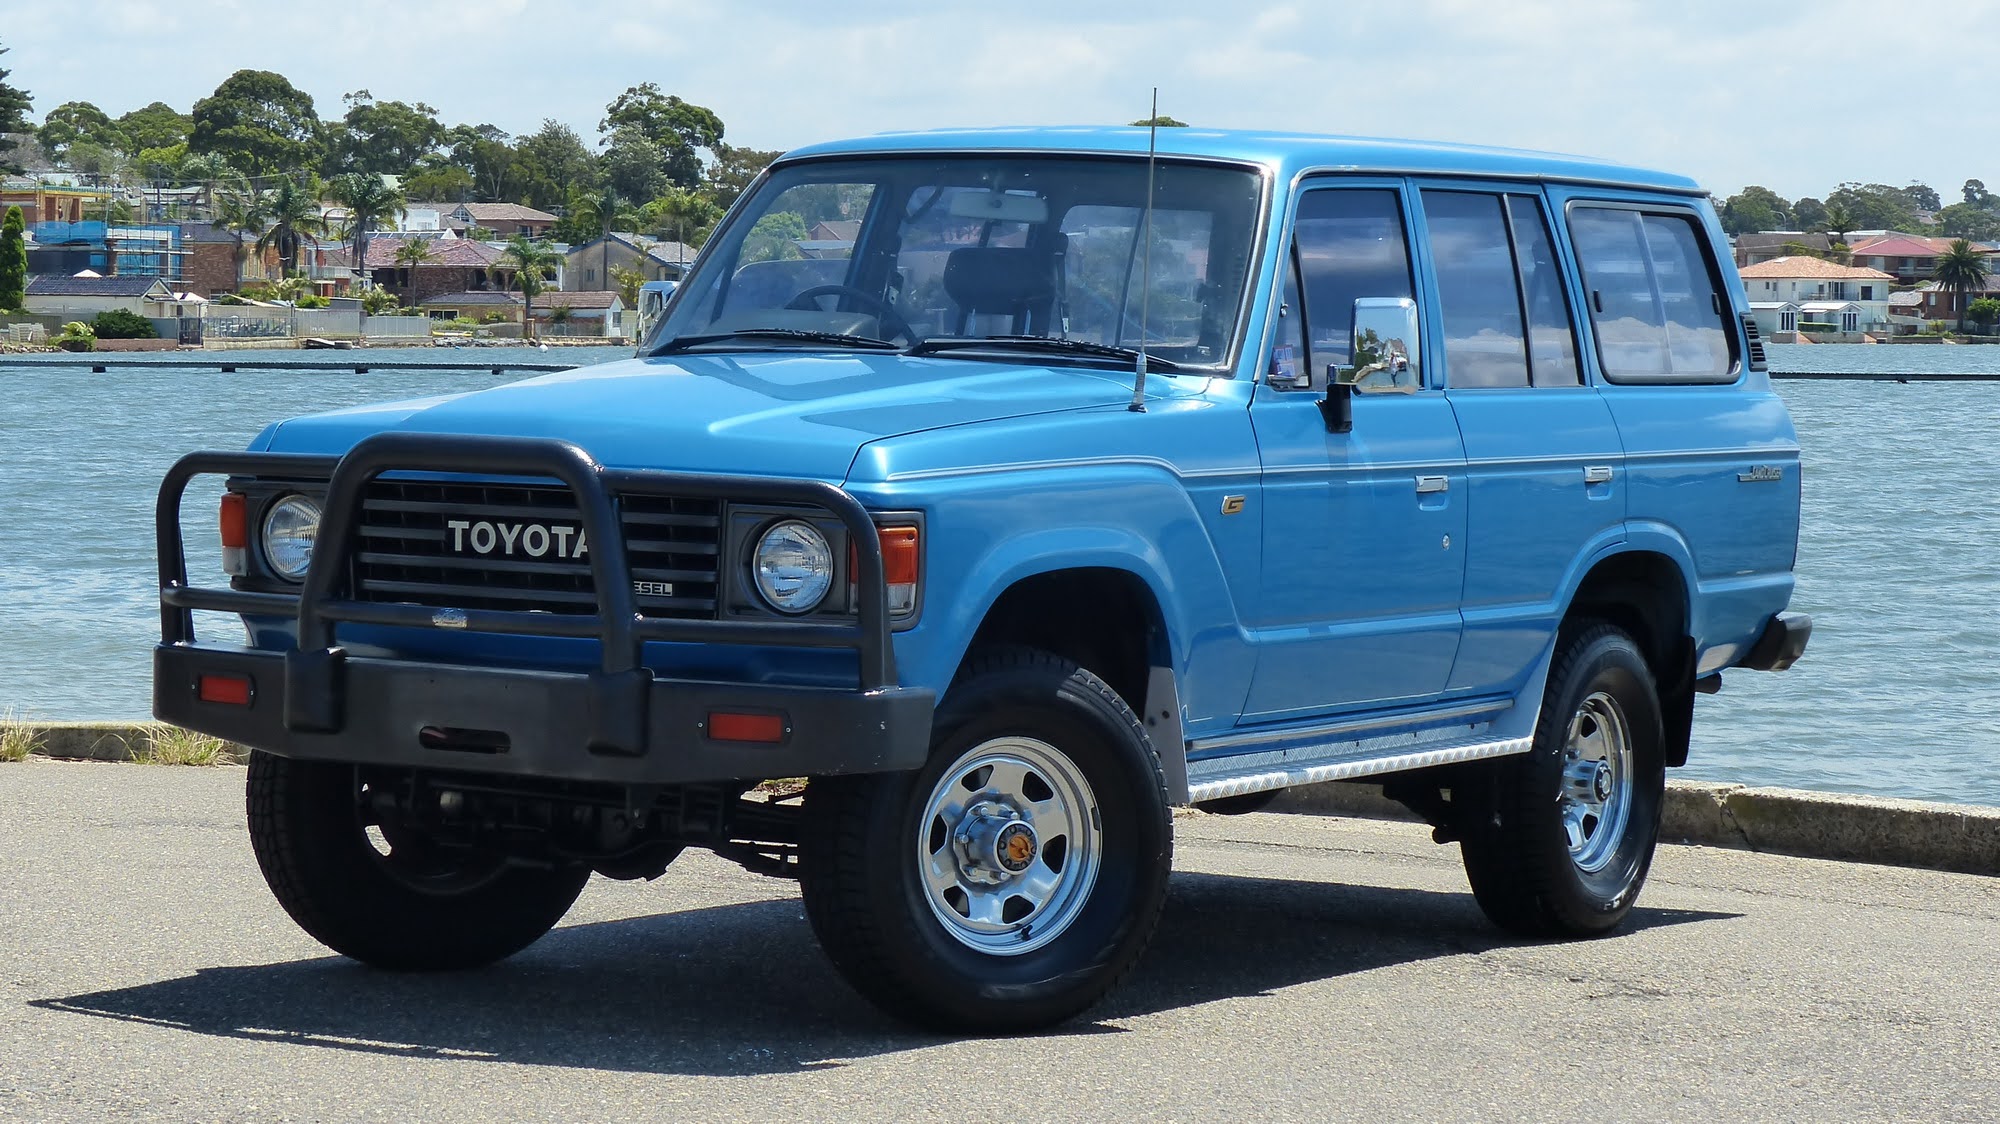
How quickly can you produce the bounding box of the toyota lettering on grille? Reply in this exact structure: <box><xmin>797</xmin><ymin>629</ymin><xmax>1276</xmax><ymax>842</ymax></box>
<box><xmin>446</xmin><ymin>518</ymin><xmax>589</xmax><ymax>560</ymax></box>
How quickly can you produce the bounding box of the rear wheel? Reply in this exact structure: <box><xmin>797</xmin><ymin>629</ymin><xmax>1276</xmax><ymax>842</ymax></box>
<box><xmin>1460</xmin><ymin>623</ymin><xmax>1665</xmax><ymax>937</ymax></box>
<box><xmin>800</xmin><ymin>647</ymin><xmax>1172</xmax><ymax>1032</ymax></box>
<box><xmin>246</xmin><ymin>752</ymin><xmax>590</xmax><ymax>970</ymax></box>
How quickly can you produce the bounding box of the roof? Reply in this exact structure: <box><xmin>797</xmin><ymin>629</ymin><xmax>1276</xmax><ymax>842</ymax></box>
<box><xmin>1797</xmin><ymin>301</ymin><xmax>1861</xmax><ymax>313</ymax></box>
<box><xmin>178</xmin><ymin>222</ymin><xmax>241</xmax><ymax>245</ymax></box>
<box><xmin>1737</xmin><ymin>257</ymin><xmax>1896</xmax><ymax>280</ymax></box>
<box><xmin>533</xmin><ymin>290</ymin><xmax>622</xmax><ymax>310</ymax></box>
<box><xmin>1888</xmin><ymin>291</ymin><xmax>1924</xmax><ymax>307</ymax></box>
<box><xmin>781</xmin><ymin>127</ymin><xmax>1707</xmax><ymax>194</ymax></box>
<box><xmin>363</xmin><ymin>235</ymin><xmax>505</xmax><ymax>269</ymax></box>
<box><xmin>1748</xmin><ymin>301</ymin><xmax>1799</xmax><ymax>311</ymax></box>
<box><xmin>25</xmin><ymin>274</ymin><xmax>174</xmax><ymax>297</ymax></box>
<box><xmin>1847</xmin><ymin>233</ymin><xmax>1957</xmax><ymax>258</ymax></box>
<box><xmin>570</xmin><ymin>233</ymin><xmax>701</xmax><ymax>266</ymax></box>
<box><xmin>1735</xmin><ymin>232</ymin><xmax>1832</xmax><ymax>251</ymax></box>
<box><xmin>416</xmin><ymin>290</ymin><xmax>522</xmax><ymax>306</ymax></box>
<box><xmin>448</xmin><ymin>203</ymin><xmax>558</xmax><ymax>225</ymax></box>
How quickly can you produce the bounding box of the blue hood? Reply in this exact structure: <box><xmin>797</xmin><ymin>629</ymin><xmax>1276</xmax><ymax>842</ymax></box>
<box><xmin>259</xmin><ymin>352</ymin><xmax>1148</xmax><ymax>481</ymax></box>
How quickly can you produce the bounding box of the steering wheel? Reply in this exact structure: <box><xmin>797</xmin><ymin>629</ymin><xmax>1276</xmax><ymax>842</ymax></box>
<box><xmin>783</xmin><ymin>284</ymin><xmax>915</xmax><ymax>342</ymax></box>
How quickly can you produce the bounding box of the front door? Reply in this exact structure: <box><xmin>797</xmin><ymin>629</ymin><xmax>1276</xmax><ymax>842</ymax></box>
<box><xmin>1242</xmin><ymin>182</ymin><xmax>1467</xmax><ymax>723</ymax></box>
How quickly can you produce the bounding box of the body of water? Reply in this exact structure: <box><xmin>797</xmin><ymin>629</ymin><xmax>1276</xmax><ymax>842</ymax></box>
<box><xmin>2</xmin><ymin>344</ymin><xmax>1995</xmax><ymax>804</ymax></box>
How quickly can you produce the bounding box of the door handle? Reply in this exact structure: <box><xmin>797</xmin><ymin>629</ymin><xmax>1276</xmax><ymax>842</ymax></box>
<box><xmin>1415</xmin><ymin>475</ymin><xmax>1450</xmax><ymax>495</ymax></box>
<box><xmin>1583</xmin><ymin>465</ymin><xmax>1614</xmax><ymax>485</ymax></box>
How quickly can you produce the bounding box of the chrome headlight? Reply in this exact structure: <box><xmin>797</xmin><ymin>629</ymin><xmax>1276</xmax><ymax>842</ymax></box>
<box><xmin>261</xmin><ymin>494</ymin><xmax>321</xmax><ymax>581</ymax></box>
<box><xmin>753</xmin><ymin>520</ymin><xmax>833</xmax><ymax>613</ymax></box>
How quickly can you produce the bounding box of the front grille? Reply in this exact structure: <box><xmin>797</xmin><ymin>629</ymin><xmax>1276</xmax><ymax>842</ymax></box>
<box><xmin>353</xmin><ymin>480</ymin><xmax>722</xmax><ymax>618</ymax></box>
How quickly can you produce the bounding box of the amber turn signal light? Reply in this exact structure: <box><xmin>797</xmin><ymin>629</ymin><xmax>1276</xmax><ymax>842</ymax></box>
<box><xmin>219</xmin><ymin>493</ymin><xmax>248</xmax><ymax>575</ymax></box>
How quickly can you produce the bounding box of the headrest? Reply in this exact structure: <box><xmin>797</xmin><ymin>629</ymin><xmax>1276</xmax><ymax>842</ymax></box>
<box><xmin>943</xmin><ymin>247</ymin><xmax>1056</xmax><ymax>313</ymax></box>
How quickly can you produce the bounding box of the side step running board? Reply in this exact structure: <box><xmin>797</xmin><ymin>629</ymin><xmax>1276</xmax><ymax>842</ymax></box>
<box><xmin>1185</xmin><ymin>733</ymin><xmax>1532</xmax><ymax>804</ymax></box>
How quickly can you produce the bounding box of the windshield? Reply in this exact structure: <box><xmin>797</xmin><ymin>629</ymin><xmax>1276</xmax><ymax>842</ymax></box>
<box><xmin>647</xmin><ymin>154</ymin><xmax>1264</xmax><ymax>372</ymax></box>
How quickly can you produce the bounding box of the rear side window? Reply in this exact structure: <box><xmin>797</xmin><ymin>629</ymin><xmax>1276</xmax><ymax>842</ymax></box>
<box><xmin>1569</xmin><ymin>206</ymin><xmax>1734</xmax><ymax>382</ymax></box>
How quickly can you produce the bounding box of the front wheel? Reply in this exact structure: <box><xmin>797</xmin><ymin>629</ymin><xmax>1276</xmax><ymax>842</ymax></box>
<box><xmin>800</xmin><ymin>648</ymin><xmax>1173</xmax><ymax>1032</ymax></box>
<box><xmin>1460</xmin><ymin>623</ymin><xmax>1666</xmax><ymax>937</ymax></box>
<box><xmin>246</xmin><ymin>753</ymin><xmax>591</xmax><ymax>970</ymax></box>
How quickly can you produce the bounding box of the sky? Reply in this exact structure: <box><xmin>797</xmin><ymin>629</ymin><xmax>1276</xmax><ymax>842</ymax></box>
<box><xmin>5</xmin><ymin>0</ymin><xmax>1995</xmax><ymax>204</ymax></box>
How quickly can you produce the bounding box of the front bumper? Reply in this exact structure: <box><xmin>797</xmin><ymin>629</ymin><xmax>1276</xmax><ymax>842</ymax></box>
<box><xmin>153</xmin><ymin>432</ymin><xmax>934</xmax><ymax>784</ymax></box>
<box><xmin>156</xmin><ymin>642</ymin><xmax>932</xmax><ymax>784</ymax></box>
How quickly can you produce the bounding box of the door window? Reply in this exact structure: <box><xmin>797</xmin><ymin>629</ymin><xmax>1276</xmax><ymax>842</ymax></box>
<box><xmin>1569</xmin><ymin>206</ymin><xmax>1734</xmax><ymax>382</ymax></box>
<box><xmin>1423</xmin><ymin>191</ymin><xmax>1529</xmax><ymax>388</ymax></box>
<box><xmin>1293</xmin><ymin>188</ymin><xmax>1415</xmax><ymax>386</ymax></box>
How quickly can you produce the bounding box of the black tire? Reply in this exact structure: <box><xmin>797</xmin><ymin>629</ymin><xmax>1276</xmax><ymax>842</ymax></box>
<box><xmin>246</xmin><ymin>752</ymin><xmax>590</xmax><ymax>970</ymax></box>
<box><xmin>800</xmin><ymin>647</ymin><xmax>1173</xmax><ymax>1032</ymax></box>
<box><xmin>1194</xmin><ymin>789</ymin><xmax>1283</xmax><ymax>816</ymax></box>
<box><xmin>1460</xmin><ymin>622</ymin><xmax>1665</xmax><ymax>938</ymax></box>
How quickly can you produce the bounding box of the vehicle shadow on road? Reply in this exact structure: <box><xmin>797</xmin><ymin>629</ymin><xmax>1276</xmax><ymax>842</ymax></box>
<box><xmin>31</xmin><ymin>873</ymin><xmax>1737</xmax><ymax>1076</ymax></box>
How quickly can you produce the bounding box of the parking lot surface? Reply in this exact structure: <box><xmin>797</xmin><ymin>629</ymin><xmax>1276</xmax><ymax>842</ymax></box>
<box><xmin>2</xmin><ymin>760</ymin><xmax>1996</xmax><ymax>1122</ymax></box>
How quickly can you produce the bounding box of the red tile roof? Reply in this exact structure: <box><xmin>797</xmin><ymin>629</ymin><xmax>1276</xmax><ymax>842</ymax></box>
<box><xmin>1738</xmin><ymin>257</ymin><xmax>1896</xmax><ymax>280</ymax></box>
<box><xmin>362</xmin><ymin>235</ymin><xmax>503</xmax><ymax>269</ymax></box>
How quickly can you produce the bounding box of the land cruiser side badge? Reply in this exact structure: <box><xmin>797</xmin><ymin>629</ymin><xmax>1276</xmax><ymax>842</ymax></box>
<box><xmin>1738</xmin><ymin>466</ymin><xmax>1783</xmax><ymax>483</ymax></box>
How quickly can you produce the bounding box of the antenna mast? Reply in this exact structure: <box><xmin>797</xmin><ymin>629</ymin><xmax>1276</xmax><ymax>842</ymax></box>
<box><xmin>1128</xmin><ymin>88</ymin><xmax>1159</xmax><ymax>414</ymax></box>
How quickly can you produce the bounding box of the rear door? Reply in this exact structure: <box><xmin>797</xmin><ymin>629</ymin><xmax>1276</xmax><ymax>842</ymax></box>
<box><xmin>1417</xmin><ymin>187</ymin><xmax>1627</xmax><ymax>696</ymax></box>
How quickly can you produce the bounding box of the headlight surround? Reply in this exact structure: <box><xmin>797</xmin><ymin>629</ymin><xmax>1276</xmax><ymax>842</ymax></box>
<box><xmin>261</xmin><ymin>494</ymin><xmax>321</xmax><ymax>581</ymax></box>
<box><xmin>752</xmin><ymin>520</ymin><xmax>834</xmax><ymax>613</ymax></box>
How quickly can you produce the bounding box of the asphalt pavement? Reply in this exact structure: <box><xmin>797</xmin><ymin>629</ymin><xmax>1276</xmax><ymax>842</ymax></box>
<box><xmin>2</xmin><ymin>760</ymin><xmax>1996</xmax><ymax>1123</ymax></box>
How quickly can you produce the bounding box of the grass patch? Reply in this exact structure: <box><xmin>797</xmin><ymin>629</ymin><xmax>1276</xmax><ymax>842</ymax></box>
<box><xmin>141</xmin><ymin>725</ymin><xmax>230</xmax><ymax>766</ymax></box>
<box><xmin>0</xmin><ymin>714</ymin><xmax>40</xmax><ymax>762</ymax></box>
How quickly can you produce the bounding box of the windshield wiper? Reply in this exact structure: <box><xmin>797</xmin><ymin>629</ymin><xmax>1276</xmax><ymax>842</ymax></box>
<box><xmin>655</xmin><ymin>328</ymin><xmax>901</xmax><ymax>354</ymax></box>
<box><xmin>906</xmin><ymin>335</ymin><xmax>1185</xmax><ymax>372</ymax></box>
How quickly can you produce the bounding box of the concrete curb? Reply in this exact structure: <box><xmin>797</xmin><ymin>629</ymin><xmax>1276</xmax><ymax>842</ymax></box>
<box><xmin>1269</xmin><ymin>780</ymin><xmax>2000</xmax><ymax>877</ymax></box>
<box><xmin>8</xmin><ymin>722</ymin><xmax>1996</xmax><ymax>876</ymax></box>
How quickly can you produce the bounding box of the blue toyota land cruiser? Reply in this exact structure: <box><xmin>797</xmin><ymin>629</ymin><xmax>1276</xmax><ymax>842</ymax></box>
<box><xmin>155</xmin><ymin>127</ymin><xmax>1810</xmax><ymax>1032</ymax></box>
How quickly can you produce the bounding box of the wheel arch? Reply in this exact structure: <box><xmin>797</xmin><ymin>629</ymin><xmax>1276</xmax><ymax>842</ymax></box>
<box><xmin>1563</xmin><ymin>546</ymin><xmax>1697</xmax><ymax>767</ymax></box>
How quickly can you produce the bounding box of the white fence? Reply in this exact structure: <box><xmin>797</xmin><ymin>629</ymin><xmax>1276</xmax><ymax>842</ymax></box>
<box><xmin>198</xmin><ymin>308</ymin><xmax>431</xmax><ymax>342</ymax></box>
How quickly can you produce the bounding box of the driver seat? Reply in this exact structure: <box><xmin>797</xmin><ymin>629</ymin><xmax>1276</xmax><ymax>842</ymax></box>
<box><xmin>942</xmin><ymin>245</ymin><xmax>1062</xmax><ymax>335</ymax></box>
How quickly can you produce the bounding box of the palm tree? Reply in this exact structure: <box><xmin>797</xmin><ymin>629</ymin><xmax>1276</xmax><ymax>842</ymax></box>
<box><xmin>211</xmin><ymin>175</ymin><xmax>266</xmax><ymax>291</ymax></box>
<box><xmin>391</xmin><ymin>237</ymin><xmax>435</xmax><ymax>298</ymax></box>
<box><xmin>1817</xmin><ymin>201</ymin><xmax>1855</xmax><ymax>247</ymax></box>
<box><xmin>494</xmin><ymin>235</ymin><xmax>561</xmax><ymax>340</ymax></box>
<box><xmin>255</xmin><ymin>176</ymin><xmax>328</xmax><ymax>278</ymax></box>
<box><xmin>574</xmin><ymin>187</ymin><xmax>624</xmax><ymax>288</ymax></box>
<box><xmin>327</xmin><ymin>172</ymin><xmax>404</xmax><ymax>292</ymax></box>
<box><xmin>1934</xmin><ymin>239</ymin><xmax>1992</xmax><ymax>331</ymax></box>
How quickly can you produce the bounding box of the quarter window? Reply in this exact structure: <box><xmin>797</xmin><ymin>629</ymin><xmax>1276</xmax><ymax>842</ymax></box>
<box><xmin>1423</xmin><ymin>191</ymin><xmax>1528</xmax><ymax>388</ymax></box>
<box><xmin>1509</xmin><ymin>195</ymin><xmax>1582</xmax><ymax>386</ymax></box>
<box><xmin>1569</xmin><ymin>206</ymin><xmax>1734</xmax><ymax>382</ymax></box>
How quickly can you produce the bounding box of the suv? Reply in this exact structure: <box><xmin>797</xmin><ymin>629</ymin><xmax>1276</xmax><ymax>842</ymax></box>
<box><xmin>155</xmin><ymin>128</ymin><xmax>1809</xmax><ymax>1033</ymax></box>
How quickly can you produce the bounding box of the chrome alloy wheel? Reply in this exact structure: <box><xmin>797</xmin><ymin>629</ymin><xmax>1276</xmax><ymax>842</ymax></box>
<box><xmin>917</xmin><ymin>736</ymin><xmax>1103</xmax><ymax>956</ymax></box>
<box><xmin>1560</xmin><ymin>690</ymin><xmax>1634</xmax><ymax>874</ymax></box>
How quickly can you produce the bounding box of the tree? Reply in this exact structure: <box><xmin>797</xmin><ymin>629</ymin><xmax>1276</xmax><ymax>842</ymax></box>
<box><xmin>602</xmin><ymin>128</ymin><xmax>666</xmax><ymax>203</ymax></box>
<box><xmin>1792</xmin><ymin>197</ymin><xmax>1827</xmax><ymax>230</ymax></box>
<box><xmin>38</xmin><ymin>101</ymin><xmax>124</xmax><ymax>162</ymax></box>
<box><xmin>1130</xmin><ymin>115</ymin><xmax>1189</xmax><ymax>127</ymax></box>
<box><xmin>116</xmin><ymin>102</ymin><xmax>191</xmax><ymax>153</ymax></box>
<box><xmin>327</xmin><ymin>172</ymin><xmax>404</xmax><ymax>289</ymax></box>
<box><xmin>1825</xmin><ymin>183</ymin><xmax>1917</xmax><ymax>233</ymax></box>
<box><xmin>705</xmin><ymin>143</ymin><xmax>781</xmax><ymax>211</ymax></box>
<box><xmin>572</xmin><ymin>186</ymin><xmax>627</xmax><ymax>286</ymax></box>
<box><xmin>135</xmin><ymin>143</ymin><xmax>188</xmax><ymax>183</ymax></box>
<box><xmin>401</xmin><ymin>162</ymin><xmax>475</xmax><ymax>202</ymax></box>
<box><xmin>639</xmin><ymin>186</ymin><xmax>722</xmax><ymax>252</ymax></box>
<box><xmin>600</xmin><ymin>82</ymin><xmax>723</xmax><ymax>188</ymax></box>
<box><xmin>1902</xmin><ymin>182</ymin><xmax>1942</xmax><ymax>213</ymax></box>
<box><xmin>609</xmin><ymin>263</ymin><xmax>646</xmax><ymax>306</ymax></box>
<box><xmin>390</xmin><ymin>237</ymin><xmax>434</xmax><ymax>295</ymax></box>
<box><xmin>1938</xmin><ymin>202</ymin><xmax>2000</xmax><ymax>241</ymax></box>
<box><xmin>1721</xmin><ymin>186</ymin><xmax>1791</xmax><ymax>235</ymax></box>
<box><xmin>515</xmin><ymin>119</ymin><xmax>599</xmax><ymax>211</ymax></box>
<box><xmin>443</xmin><ymin>123</ymin><xmax>521</xmax><ymax>201</ymax></box>
<box><xmin>495</xmin><ymin>235</ymin><xmax>560</xmax><ymax>339</ymax></box>
<box><xmin>1968</xmin><ymin>297</ymin><xmax>2000</xmax><ymax>335</ymax></box>
<box><xmin>0</xmin><ymin>205</ymin><xmax>26</xmax><ymax>311</ymax></box>
<box><xmin>212</xmin><ymin>174</ymin><xmax>266</xmax><ymax>290</ymax></box>
<box><xmin>1964</xmin><ymin>179</ymin><xmax>1990</xmax><ymax>207</ymax></box>
<box><xmin>1934</xmin><ymin>239</ymin><xmax>1991</xmax><ymax>330</ymax></box>
<box><xmin>326</xmin><ymin>90</ymin><xmax>443</xmax><ymax>178</ymax></box>
<box><xmin>190</xmin><ymin>70</ymin><xmax>322</xmax><ymax>175</ymax></box>
<box><xmin>0</xmin><ymin>40</ymin><xmax>31</xmax><ymax>136</ymax></box>
<box><xmin>254</xmin><ymin>175</ymin><xmax>327</xmax><ymax>277</ymax></box>
<box><xmin>1817</xmin><ymin>200</ymin><xmax>1856</xmax><ymax>244</ymax></box>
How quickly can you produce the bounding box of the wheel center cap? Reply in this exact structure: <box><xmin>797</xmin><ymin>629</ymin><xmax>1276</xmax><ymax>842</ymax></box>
<box><xmin>1592</xmin><ymin>761</ymin><xmax>1614</xmax><ymax>803</ymax></box>
<box><xmin>995</xmin><ymin>822</ymin><xmax>1037</xmax><ymax>872</ymax></box>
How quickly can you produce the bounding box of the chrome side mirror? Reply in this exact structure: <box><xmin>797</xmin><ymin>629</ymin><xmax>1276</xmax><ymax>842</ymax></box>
<box><xmin>1335</xmin><ymin>297</ymin><xmax>1421</xmax><ymax>395</ymax></box>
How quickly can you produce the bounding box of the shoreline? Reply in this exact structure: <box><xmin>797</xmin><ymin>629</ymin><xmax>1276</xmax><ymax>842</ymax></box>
<box><xmin>10</xmin><ymin>720</ymin><xmax>1995</xmax><ymax>877</ymax></box>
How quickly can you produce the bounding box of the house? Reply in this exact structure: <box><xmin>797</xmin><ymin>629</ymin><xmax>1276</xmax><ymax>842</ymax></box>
<box><xmin>416</xmin><ymin>290</ymin><xmax>526</xmax><ymax>324</ymax></box>
<box><xmin>1731</xmin><ymin>232</ymin><xmax>1833</xmax><ymax>268</ymax></box>
<box><xmin>564</xmin><ymin>232</ymin><xmax>699</xmax><ymax>291</ymax></box>
<box><xmin>1737</xmin><ymin>257</ymin><xmax>1896</xmax><ymax>332</ymax></box>
<box><xmin>531</xmin><ymin>290</ymin><xmax>627</xmax><ymax>337</ymax></box>
<box><xmin>1915</xmin><ymin>274</ymin><xmax>2000</xmax><ymax>324</ymax></box>
<box><xmin>361</xmin><ymin>235</ymin><xmax>516</xmax><ymax>305</ymax></box>
<box><xmin>444</xmin><ymin>203</ymin><xmax>559</xmax><ymax>240</ymax></box>
<box><xmin>24</xmin><ymin>274</ymin><xmax>196</xmax><ymax>319</ymax></box>
<box><xmin>1841</xmin><ymin>233</ymin><xmax>1996</xmax><ymax>285</ymax></box>
<box><xmin>0</xmin><ymin>179</ymin><xmax>114</xmax><ymax>224</ymax></box>
<box><xmin>1747</xmin><ymin>301</ymin><xmax>1801</xmax><ymax>338</ymax></box>
<box><xmin>177</xmin><ymin>221</ymin><xmax>282</xmax><ymax>297</ymax></box>
<box><xmin>24</xmin><ymin>221</ymin><xmax>188</xmax><ymax>286</ymax></box>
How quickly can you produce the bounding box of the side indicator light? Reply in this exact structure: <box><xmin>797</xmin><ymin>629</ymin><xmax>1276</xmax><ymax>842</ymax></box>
<box><xmin>219</xmin><ymin>493</ymin><xmax>248</xmax><ymax>576</ymax></box>
<box><xmin>707</xmin><ymin>711</ymin><xmax>787</xmax><ymax>744</ymax></box>
<box><xmin>198</xmin><ymin>674</ymin><xmax>253</xmax><ymax>706</ymax></box>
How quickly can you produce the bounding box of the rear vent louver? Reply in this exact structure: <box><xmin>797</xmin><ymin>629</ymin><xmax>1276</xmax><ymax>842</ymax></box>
<box><xmin>1741</xmin><ymin>312</ymin><xmax>1768</xmax><ymax>371</ymax></box>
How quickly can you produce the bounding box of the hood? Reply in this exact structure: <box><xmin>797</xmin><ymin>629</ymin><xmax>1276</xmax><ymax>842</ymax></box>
<box><xmin>259</xmin><ymin>352</ymin><xmax>1148</xmax><ymax>481</ymax></box>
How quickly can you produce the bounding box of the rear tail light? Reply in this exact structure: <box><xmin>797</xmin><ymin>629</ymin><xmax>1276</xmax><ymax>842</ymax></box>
<box><xmin>851</xmin><ymin>525</ymin><xmax>920</xmax><ymax>616</ymax></box>
<box><xmin>219</xmin><ymin>493</ymin><xmax>248</xmax><ymax>575</ymax></box>
<box><xmin>707</xmin><ymin>711</ymin><xmax>788</xmax><ymax>743</ymax></box>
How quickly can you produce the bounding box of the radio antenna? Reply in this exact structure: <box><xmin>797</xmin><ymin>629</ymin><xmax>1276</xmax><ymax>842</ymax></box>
<box><xmin>1128</xmin><ymin>88</ymin><xmax>1159</xmax><ymax>414</ymax></box>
